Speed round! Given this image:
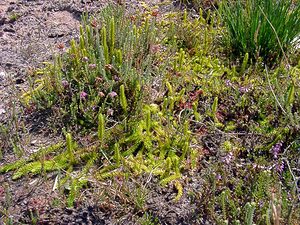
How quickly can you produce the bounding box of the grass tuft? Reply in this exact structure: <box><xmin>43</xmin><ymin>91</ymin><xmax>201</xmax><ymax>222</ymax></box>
<box><xmin>220</xmin><ymin>0</ymin><xmax>300</xmax><ymax>63</ymax></box>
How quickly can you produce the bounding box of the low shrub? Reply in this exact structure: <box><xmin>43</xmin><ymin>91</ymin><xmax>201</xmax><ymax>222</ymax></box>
<box><xmin>22</xmin><ymin>5</ymin><xmax>157</xmax><ymax>129</ymax></box>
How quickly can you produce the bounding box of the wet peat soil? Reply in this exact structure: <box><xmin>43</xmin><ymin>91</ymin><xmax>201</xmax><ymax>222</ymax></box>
<box><xmin>0</xmin><ymin>1</ymin><xmax>212</xmax><ymax>224</ymax></box>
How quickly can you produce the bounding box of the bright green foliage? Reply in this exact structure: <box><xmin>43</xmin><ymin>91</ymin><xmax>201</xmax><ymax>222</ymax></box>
<box><xmin>119</xmin><ymin>84</ymin><xmax>128</xmax><ymax>113</ymax></box>
<box><xmin>66</xmin><ymin>133</ymin><xmax>75</xmax><ymax>164</ymax></box>
<box><xmin>174</xmin><ymin>180</ymin><xmax>183</xmax><ymax>201</ymax></box>
<box><xmin>220</xmin><ymin>0</ymin><xmax>300</xmax><ymax>62</ymax></box>
<box><xmin>96</xmin><ymin>98</ymin><xmax>194</xmax><ymax>186</ymax></box>
<box><xmin>113</xmin><ymin>143</ymin><xmax>121</xmax><ymax>166</ymax></box>
<box><xmin>109</xmin><ymin>17</ymin><xmax>115</xmax><ymax>58</ymax></box>
<box><xmin>0</xmin><ymin>143</ymin><xmax>63</xmax><ymax>174</ymax></box>
<box><xmin>211</xmin><ymin>96</ymin><xmax>218</xmax><ymax>121</ymax></box>
<box><xmin>240</xmin><ymin>52</ymin><xmax>249</xmax><ymax>74</ymax></box>
<box><xmin>286</xmin><ymin>83</ymin><xmax>295</xmax><ymax>108</ymax></box>
<box><xmin>12</xmin><ymin>159</ymin><xmax>68</xmax><ymax>180</ymax></box>
<box><xmin>101</xmin><ymin>26</ymin><xmax>109</xmax><ymax>63</ymax></box>
<box><xmin>98</xmin><ymin>113</ymin><xmax>105</xmax><ymax>142</ymax></box>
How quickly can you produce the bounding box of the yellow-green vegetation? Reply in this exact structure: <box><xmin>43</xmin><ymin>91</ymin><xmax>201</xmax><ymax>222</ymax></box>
<box><xmin>1</xmin><ymin>1</ymin><xmax>300</xmax><ymax>224</ymax></box>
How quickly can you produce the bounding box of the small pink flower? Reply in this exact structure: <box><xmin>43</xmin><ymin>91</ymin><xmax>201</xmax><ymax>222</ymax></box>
<box><xmin>150</xmin><ymin>44</ymin><xmax>161</xmax><ymax>54</ymax></box>
<box><xmin>275</xmin><ymin>160</ymin><xmax>284</xmax><ymax>173</ymax></box>
<box><xmin>88</xmin><ymin>64</ymin><xmax>97</xmax><ymax>70</ymax></box>
<box><xmin>239</xmin><ymin>84</ymin><xmax>252</xmax><ymax>94</ymax></box>
<box><xmin>222</xmin><ymin>152</ymin><xmax>234</xmax><ymax>164</ymax></box>
<box><xmin>225</xmin><ymin>80</ymin><xmax>232</xmax><ymax>87</ymax></box>
<box><xmin>108</xmin><ymin>91</ymin><xmax>118</xmax><ymax>98</ymax></box>
<box><xmin>270</xmin><ymin>141</ymin><xmax>283</xmax><ymax>159</ymax></box>
<box><xmin>61</xmin><ymin>80</ymin><xmax>69</xmax><ymax>88</ymax></box>
<box><xmin>80</xmin><ymin>91</ymin><xmax>88</xmax><ymax>100</ymax></box>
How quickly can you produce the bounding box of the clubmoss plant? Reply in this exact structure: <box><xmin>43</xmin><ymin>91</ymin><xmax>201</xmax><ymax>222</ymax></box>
<box><xmin>66</xmin><ymin>133</ymin><xmax>75</xmax><ymax>165</ymax></box>
<box><xmin>211</xmin><ymin>96</ymin><xmax>218</xmax><ymax>121</ymax></box>
<box><xmin>0</xmin><ymin>143</ymin><xmax>63</xmax><ymax>174</ymax></box>
<box><xmin>240</xmin><ymin>52</ymin><xmax>249</xmax><ymax>74</ymax></box>
<box><xmin>174</xmin><ymin>180</ymin><xmax>183</xmax><ymax>201</ymax></box>
<box><xmin>114</xmin><ymin>143</ymin><xmax>121</xmax><ymax>167</ymax></box>
<box><xmin>98</xmin><ymin>113</ymin><xmax>105</xmax><ymax>142</ymax></box>
<box><xmin>102</xmin><ymin>26</ymin><xmax>109</xmax><ymax>63</ymax></box>
<box><xmin>245</xmin><ymin>202</ymin><xmax>256</xmax><ymax>225</ymax></box>
<box><xmin>67</xmin><ymin>178</ymin><xmax>88</xmax><ymax>208</ymax></box>
<box><xmin>119</xmin><ymin>84</ymin><xmax>128</xmax><ymax>113</ymax></box>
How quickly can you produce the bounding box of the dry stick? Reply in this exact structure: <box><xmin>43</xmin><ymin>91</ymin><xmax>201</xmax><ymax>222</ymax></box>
<box><xmin>282</xmin><ymin>156</ymin><xmax>300</xmax><ymax>224</ymax></box>
<box><xmin>281</xmin><ymin>142</ymin><xmax>300</xmax><ymax>222</ymax></box>
<box><xmin>265</xmin><ymin>65</ymin><xmax>287</xmax><ymax>114</ymax></box>
<box><xmin>282</xmin><ymin>140</ymin><xmax>295</xmax><ymax>155</ymax></box>
<box><xmin>259</xmin><ymin>6</ymin><xmax>291</xmax><ymax>114</ymax></box>
<box><xmin>283</xmin><ymin>157</ymin><xmax>300</xmax><ymax>200</ymax></box>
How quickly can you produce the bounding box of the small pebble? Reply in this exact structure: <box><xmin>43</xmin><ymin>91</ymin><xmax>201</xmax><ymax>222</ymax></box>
<box><xmin>0</xmin><ymin>104</ymin><xmax>6</xmax><ymax>115</ymax></box>
<box><xmin>30</xmin><ymin>139</ymin><xmax>37</xmax><ymax>145</ymax></box>
<box><xmin>0</xmin><ymin>71</ymin><xmax>7</xmax><ymax>81</ymax></box>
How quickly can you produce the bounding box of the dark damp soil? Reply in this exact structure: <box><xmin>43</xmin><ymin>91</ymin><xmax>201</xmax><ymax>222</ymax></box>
<box><xmin>0</xmin><ymin>1</ymin><xmax>216</xmax><ymax>224</ymax></box>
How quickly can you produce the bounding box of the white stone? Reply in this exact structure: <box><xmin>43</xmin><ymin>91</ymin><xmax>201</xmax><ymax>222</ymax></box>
<box><xmin>0</xmin><ymin>71</ymin><xmax>6</xmax><ymax>81</ymax></box>
<box><xmin>0</xmin><ymin>104</ymin><xmax>6</xmax><ymax>115</ymax></box>
<box><xmin>293</xmin><ymin>35</ymin><xmax>300</xmax><ymax>49</ymax></box>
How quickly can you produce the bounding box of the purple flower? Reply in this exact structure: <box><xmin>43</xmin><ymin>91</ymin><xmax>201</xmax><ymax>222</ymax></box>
<box><xmin>113</xmin><ymin>75</ymin><xmax>120</xmax><ymax>81</ymax></box>
<box><xmin>216</xmin><ymin>174</ymin><xmax>222</xmax><ymax>180</ymax></box>
<box><xmin>108</xmin><ymin>91</ymin><xmax>118</xmax><ymax>98</ymax></box>
<box><xmin>222</xmin><ymin>152</ymin><xmax>234</xmax><ymax>164</ymax></box>
<box><xmin>88</xmin><ymin>64</ymin><xmax>97</xmax><ymax>70</ymax></box>
<box><xmin>239</xmin><ymin>86</ymin><xmax>249</xmax><ymax>93</ymax></box>
<box><xmin>80</xmin><ymin>91</ymin><xmax>88</xmax><ymax>100</ymax></box>
<box><xmin>270</xmin><ymin>141</ymin><xmax>283</xmax><ymax>159</ymax></box>
<box><xmin>225</xmin><ymin>80</ymin><xmax>232</xmax><ymax>87</ymax></box>
<box><xmin>61</xmin><ymin>80</ymin><xmax>69</xmax><ymax>88</ymax></box>
<box><xmin>275</xmin><ymin>160</ymin><xmax>284</xmax><ymax>173</ymax></box>
<box><xmin>82</xmin><ymin>57</ymin><xmax>89</xmax><ymax>62</ymax></box>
